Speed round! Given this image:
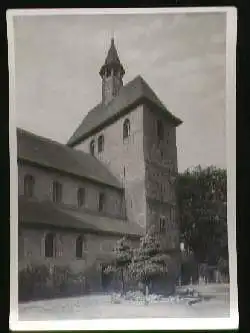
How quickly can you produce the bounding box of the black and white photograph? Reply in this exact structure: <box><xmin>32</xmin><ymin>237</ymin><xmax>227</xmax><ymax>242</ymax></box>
<box><xmin>8</xmin><ymin>7</ymin><xmax>237</xmax><ymax>330</ymax></box>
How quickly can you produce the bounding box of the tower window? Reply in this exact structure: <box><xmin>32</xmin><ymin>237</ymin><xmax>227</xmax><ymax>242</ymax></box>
<box><xmin>24</xmin><ymin>174</ymin><xmax>35</xmax><ymax>197</ymax></box>
<box><xmin>77</xmin><ymin>188</ymin><xmax>86</xmax><ymax>207</ymax></box>
<box><xmin>98</xmin><ymin>192</ymin><xmax>105</xmax><ymax>212</ymax></box>
<box><xmin>98</xmin><ymin>135</ymin><xmax>104</xmax><ymax>153</ymax></box>
<box><xmin>123</xmin><ymin>119</ymin><xmax>130</xmax><ymax>140</ymax></box>
<box><xmin>45</xmin><ymin>233</ymin><xmax>55</xmax><ymax>258</ymax></box>
<box><xmin>160</xmin><ymin>217</ymin><xmax>166</xmax><ymax>233</ymax></box>
<box><xmin>157</xmin><ymin>119</ymin><xmax>164</xmax><ymax>143</ymax></box>
<box><xmin>76</xmin><ymin>235</ymin><xmax>85</xmax><ymax>259</ymax></box>
<box><xmin>52</xmin><ymin>181</ymin><xmax>62</xmax><ymax>203</ymax></box>
<box><xmin>90</xmin><ymin>140</ymin><xmax>95</xmax><ymax>156</ymax></box>
<box><xmin>106</xmin><ymin>68</ymin><xmax>111</xmax><ymax>77</ymax></box>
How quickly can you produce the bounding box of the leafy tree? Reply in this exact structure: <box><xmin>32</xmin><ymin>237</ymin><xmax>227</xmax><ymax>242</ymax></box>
<box><xmin>104</xmin><ymin>237</ymin><xmax>132</xmax><ymax>295</ymax></box>
<box><xmin>129</xmin><ymin>225</ymin><xmax>169</xmax><ymax>295</ymax></box>
<box><xmin>177</xmin><ymin>165</ymin><xmax>228</xmax><ymax>275</ymax></box>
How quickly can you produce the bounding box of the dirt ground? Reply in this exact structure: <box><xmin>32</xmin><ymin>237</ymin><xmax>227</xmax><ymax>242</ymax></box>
<box><xmin>18</xmin><ymin>284</ymin><xmax>230</xmax><ymax>320</ymax></box>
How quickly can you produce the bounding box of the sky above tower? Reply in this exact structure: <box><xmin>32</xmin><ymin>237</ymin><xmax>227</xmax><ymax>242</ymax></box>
<box><xmin>13</xmin><ymin>12</ymin><xmax>227</xmax><ymax>172</ymax></box>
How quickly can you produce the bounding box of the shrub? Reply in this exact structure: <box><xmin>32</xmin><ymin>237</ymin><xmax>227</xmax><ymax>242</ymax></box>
<box><xmin>18</xmin><ymin>264</ymin><xmax>87</xmax><ymax>301</ymax></box>
<box><xmin>18</xmin><ymin>264</ymin><xmax>50</xmax><ymax>301</ymax></box>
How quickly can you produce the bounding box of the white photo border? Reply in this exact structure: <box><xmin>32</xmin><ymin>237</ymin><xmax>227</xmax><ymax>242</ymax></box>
<box><xmin>7</xmin><ymin>6</ymin><xmax>238</xmax><ymax>330</ymax></box>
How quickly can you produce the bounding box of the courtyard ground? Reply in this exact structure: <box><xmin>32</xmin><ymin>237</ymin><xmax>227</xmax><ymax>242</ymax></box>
<box><xmin>18</xmin><ymin>283</ymin><xmax>230</xmax><ymax>320</ymax></box>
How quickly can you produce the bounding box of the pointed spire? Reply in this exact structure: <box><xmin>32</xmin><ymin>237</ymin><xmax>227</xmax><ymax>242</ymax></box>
<box><xmin>99</xmin><ymin>37</ymin><xmax>125</xmax><ymax>77</ymax></box>
<box><xmin>104</xmin><ymin>37</ymin><xmax>120</xmax><ymax>66</ymax></box>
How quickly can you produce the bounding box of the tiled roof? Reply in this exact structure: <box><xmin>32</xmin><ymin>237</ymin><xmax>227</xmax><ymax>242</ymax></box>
<box><xmin>19</xmin><ymin>197</ymin><xmax>143</xmax><ymax>237</ymax></box>
<box><xmin>67</xmin><ymin>75</ymin><xmax>183</xmax><ymax>147</ymax></box>
<box><xmin>17</xmin><ymin>128</ymin><xmax>122</xmax><ymax>189</ymax></box>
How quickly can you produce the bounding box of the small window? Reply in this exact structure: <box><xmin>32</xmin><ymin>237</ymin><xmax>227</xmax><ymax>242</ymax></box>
<box><xmin>157</xmin><ymin>119</ymin><xmax>164</xmax><ymax>143</ymax></box>
<box><xmin>77</xmin><ymin>188</ymin><xmax>86</xmax><ymax>207</ymax></box>
<box><xmin>98</xmin><ymin>135</ymin><xmax>104</xmax><ymax>153</ymax></box>
<box><xmin>52</xmin><ymin>181</ymin><xmax>62</xmax><ymax>203</ymax></box>
<box><xmin>98</xmin><ymin>192</ymin><xmax>105</xmax><ymax>212</ymax></box>
<box><xmin>123</xmin><ymin>167</ymin><xmax>126</xmax><ymax>178</ymax></box>
<box><xmin>76</xmin><ymin>235</ymin><xmax>85</xmax><ymax>258</ymax></box>
<box><xmin>106</xmin><ymin>68</ymin><xmax>111</xmax><ymax>77</ymax></box>
<box><xmin>24</xmin><ymin>174</ymin><xmax>35</xmax><ymax>197</ymax></box>
<box><xmin>90</xmin><ymin>140</ymin><xmax>95</xmax><ymax>156</ymax></box>
<box><xmin>45</xmin><ymin>233</ymin><xmax>55</xmax><ymax>258</ymax></box>
<box><xmin>160</xmin><ymin>217</ymin><xmax>166</xmax><ymax>233</ymax></box>
<box><xmin>123</xmin><ymin>119</ymin><xmax>130</xmax><ymax>140</ymax></box>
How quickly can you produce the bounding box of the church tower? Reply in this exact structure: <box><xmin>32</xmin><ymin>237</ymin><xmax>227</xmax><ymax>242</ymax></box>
<box><xmin>99</xmin><ymin>38</ymin><xmax>125</xmax><ymax>105</ymax></box>
<box><xmin>68</xmin><ymin>38</ymin><xmax>183</xmax><ymax>292</ymax></box>
<box><xmin>69</xmin><ymin>38</ymin><xmax>182</xmax><ymax>244</ymax></box>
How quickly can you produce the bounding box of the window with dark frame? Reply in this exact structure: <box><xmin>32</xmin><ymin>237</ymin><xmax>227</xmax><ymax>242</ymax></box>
<box><xmin>77</xmin><ymin>188</ymin><xmax>86</xmax><ymax>207</ymax></box>
<box><xmin>98</xmin><ymin>135</ymin><xmax>104</xmax><ymax>153</ymax></box>
<box><xmin>160</xmin><ymin>217</ymin><xmax>166</xmax><ymax>233</ymax></box>
<box><xmin>98</xmin><ymin>192</ymin><xmax>105</xmax><ymax>212</ymax></box>
<box><xmin>156</xmin><ymin>119</ymin><xmax>164</xmax><ymax>144</ymax></box>
<box><xmin>90</xmin><ymin>140</ymin><xmax>95</xmax><ymax>156</ymax></box>
<box><xmin>45</xmin><ymin>233</ymin><xmax>55</xmax><ymax>258</ymax></box>
<box><xmin>123</xmin><ymin>119</ymin><xmax>130</xmax><ymax>140</ymax></box>
<box><xmin>52</xmin><ymin>181</ymin><xmax>62</xmax><ymax>203</ymax></box>
<box><xmin>76</xmin><ymin>235</ymin><xmax>85</xmax><ymax>259</ymax></box>
<box><xmin>24</xmin><ymin>174</ymin><xmax>35</xmax><ymax>197</ymax></box>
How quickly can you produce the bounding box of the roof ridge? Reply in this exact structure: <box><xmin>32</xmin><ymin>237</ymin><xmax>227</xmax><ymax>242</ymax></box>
<box><xmin>18</xmin><ymin>127</ymin><xmax>123</xmax><ymax>189</ymax></box>
<box><xmin>18</xmin><ymin>127</ymin><xmax>94</xmax><ymax>159</ymax></box>
<box><xmin>67</xmin><ymin>75</ymin><xmax>182</xmax><ymax>146</ymax></box>
<box><xmin>17</xmin><ymin>127</ymin><xmax>70</xmax><ymax>150</ymax></box>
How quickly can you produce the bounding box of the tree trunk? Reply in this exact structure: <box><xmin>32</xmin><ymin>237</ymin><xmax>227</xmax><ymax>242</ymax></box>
<box><xmin>144</xmin><ymin>284</ymin><xmax>149</xmax><ymax>305</ymax></box>
<box><xmin>121</xmin><ymin>269</ymin><xmax>125</xmax><ymax>295</ymax></box>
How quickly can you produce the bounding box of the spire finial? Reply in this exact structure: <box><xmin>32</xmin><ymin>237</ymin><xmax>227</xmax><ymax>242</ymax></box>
<box><xmin>111</xmin><ymin>29</ymin><xmax>115</xmax><ymax>44</ymax></box>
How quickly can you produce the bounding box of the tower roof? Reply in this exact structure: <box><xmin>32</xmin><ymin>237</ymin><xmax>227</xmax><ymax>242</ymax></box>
<box><xmin>67</xmin><ymin>75</ymin><xmax>183</xmax><ymax>147</ymax></box>
<box><xmin>99</xmin><ymin>38</ymin><xmax>125</xmax><ymax>77</ymax></box>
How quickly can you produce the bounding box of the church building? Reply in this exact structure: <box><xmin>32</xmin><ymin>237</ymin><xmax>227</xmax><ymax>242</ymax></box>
<box><xmin>18</xmin><ymin>38</ymin><xmax>183</xmax><ymax>294</ymax></box>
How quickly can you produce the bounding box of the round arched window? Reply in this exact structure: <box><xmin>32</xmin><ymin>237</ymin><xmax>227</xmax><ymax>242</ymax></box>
<box><xmin>123</xmin><ymin>119</ymin><xmax>130</xmax><ymax>141</ymax></box>
<box><xmin>90</xmin><ymin>140</ymin><xmax>95</xmax><ymax>156</ymax></box>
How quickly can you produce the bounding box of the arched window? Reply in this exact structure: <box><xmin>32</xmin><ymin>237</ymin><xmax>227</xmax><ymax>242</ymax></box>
<box><xmin>160</xmin><ymin>217</ymin><xmax>166</xmax><ymax>233</ymax></box>
<box><xmin>24</xmin><ymin>174</ymin><xmax>35</xmax><ymax>197</ymax></box>
<box><xmin>45</xmin><ymin>233</ymin><xmax>55</xmax><ymax>258</ymax></box>
<box><xmin>98</xmin><ymin>192</ymin><xmax>105</xmax><ymax>212</ymax></box>
<box><xmin>90</xmin><ymin>140</ymin><xmax>95</xmax><ymax>156</ymax></box>
<box><xmin>76</xmin><ymin>235</ymin><xmax>85</xmax><ymax>258</ymax></box>
<box><xmin>77</xmin><ymin>188</ymin><xmax>86</xmax><ymax>207</ymax></box>
<box><xmin>98</xmin><ymin>135</ymin><xmax>104</xmax><ymax>153</ymax></box>
<box><xmin>156</xmin><ymin>119</ymin><xmax>164</xmax><ymax>143</ymax></box>
<box><xmin>52</xmin><ymin>181</ymin><xmax>62</xmax><ymax>203</ymax></box>
<box><xmin>123</xmin><ymin>119</ymin><xmax>130</xmax><ymax>140</ymax></box>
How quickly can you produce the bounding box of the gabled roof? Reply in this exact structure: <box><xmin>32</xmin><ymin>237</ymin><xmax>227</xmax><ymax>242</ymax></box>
<box><xmin>67</xmin><ymin>75</ymin><xmax>183</xmax><ymax>147</ymax></box>
<box><xmin>17</xmin><ymin>128</ymin><xmax>122</xmax><ymax>189</ymax></box>
<box><xmin>19</xmin><ymin>197</ymin><xmax>143</xmax><ymax>237</ymax></box>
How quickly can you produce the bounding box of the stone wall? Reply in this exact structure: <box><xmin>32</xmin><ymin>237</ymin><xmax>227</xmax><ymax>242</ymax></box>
<box><xmin>143</xmin><ymin>105</ymin><xmax>179</xmax><ymax>250</ymax></box>
<box><xmin>19</xmin><ymin>226</ymin><xmax>140</xmax><ymax>292</ymax></box>
<box><xmin>18</xmin><ymin>163</ymin><xmax>125</xmax><ymax>219</ymax></box>
<box><xmin>77</xmin><ymin>105</ymin><xmax>147</xmax><ymax>229</ymax></box>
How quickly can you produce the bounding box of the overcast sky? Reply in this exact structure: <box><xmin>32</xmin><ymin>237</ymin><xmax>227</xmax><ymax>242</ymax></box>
<box><xmin>13</xmin><ymin>12</ymin><xmax>226</xmax><ymax>172</ymax></box>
